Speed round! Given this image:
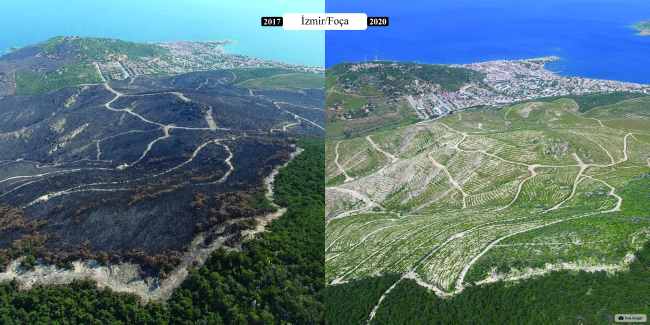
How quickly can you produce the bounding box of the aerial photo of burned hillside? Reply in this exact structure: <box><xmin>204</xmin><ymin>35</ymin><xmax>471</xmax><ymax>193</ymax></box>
<box><xmin>0</xmin><ymin>36</ymin><xmax>324</xmax><ymax>300</ymax></box>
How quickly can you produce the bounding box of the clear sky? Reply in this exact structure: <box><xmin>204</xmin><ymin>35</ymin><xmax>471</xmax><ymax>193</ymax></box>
<box><xmin>0</xmin><ymin>0</ymin><xmax>325</xmax><ymax>66</ymax></box>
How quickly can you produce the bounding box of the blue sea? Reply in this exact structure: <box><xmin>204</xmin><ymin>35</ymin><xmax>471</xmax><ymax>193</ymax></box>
<box><xmin>326</xmin><ymin>0</ymin><xmax>650</xmax><ymax>84</ymax></box>
<box><xmin>0</xmin><ymin>0</ymin><xmax>324</xmax><ymax>67</ymax></box>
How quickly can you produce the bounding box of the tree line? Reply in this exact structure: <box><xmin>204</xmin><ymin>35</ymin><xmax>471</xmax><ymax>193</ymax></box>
<box><xmin>0</xmin><ymin>138</ymin><xmax>325</xmax><ymax>325</ymax></box>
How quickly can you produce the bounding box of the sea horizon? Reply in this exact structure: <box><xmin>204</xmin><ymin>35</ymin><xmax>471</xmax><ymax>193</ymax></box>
<box><xmin>0</xmin><ymin>0</ymin><xmax>325</xmax><ymax>67</ymax></box>
<box><xmin>326</xmin><ymin>0</ymin><xmax>650</xmax><ymax>84</ymax></box>
<box><xmin>328</xmin><ymin>55</ymin><xmax>650</xmax><ymax>86</ymax></box>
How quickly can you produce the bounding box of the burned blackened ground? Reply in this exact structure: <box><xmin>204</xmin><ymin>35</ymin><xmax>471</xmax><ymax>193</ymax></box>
<box><xmin>0</xmin><ymin>71</ymin><xmax>323</xmax><ymax>272</ymax></box>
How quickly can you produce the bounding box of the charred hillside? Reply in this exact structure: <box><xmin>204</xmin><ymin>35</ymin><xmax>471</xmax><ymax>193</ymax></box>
<box><xmin>0</xmin><ymin>70</ymin><xmax>324</xmax><ymax>274</ymax></box>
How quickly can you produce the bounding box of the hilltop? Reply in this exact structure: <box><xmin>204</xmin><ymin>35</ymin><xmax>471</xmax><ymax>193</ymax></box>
<box><xmin>325</xmin><ymin>60</ymin><xmax>486</xmax><ymax>139</ymax></box>
<box><xmin>0</xmin><ymin>36</ymin><xmax>324</xmax><ymax>96</ymax></box>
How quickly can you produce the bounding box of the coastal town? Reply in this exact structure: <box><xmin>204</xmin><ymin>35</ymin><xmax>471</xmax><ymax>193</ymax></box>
<box><xmin>408</xmin><ymin>57</ymin><xmax>650</xmax><ymax>120</ymax></box>
<box><xmin>97</xmin><ymin>40</ymin><xmax>324</xmax><ymax>81</ymax></box>
<box><xmin>157</xmin><ymin>41</ymin><xmax>323</xmax><ymax>75</ymax></box>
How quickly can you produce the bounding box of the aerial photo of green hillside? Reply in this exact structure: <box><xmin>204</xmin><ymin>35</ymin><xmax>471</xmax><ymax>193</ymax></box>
<box><xmin>325</xmin><ymin>58</ymin><xmax>650</xmax><ymax>324</ymax></box>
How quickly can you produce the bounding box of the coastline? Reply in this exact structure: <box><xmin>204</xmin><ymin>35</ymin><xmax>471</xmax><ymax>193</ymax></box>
<box><xmin>633</xmin><ymin>20</ymin><xmax>650</xmax><ymax>36</ymax></box>
<box><xmin>218</xmin><ymin>39</ymin><xmax>236</xmax><ymax>53</ymax></box>
<box><xmin>541</xmin><ymin>56</ymin><xmax>564</xmax><ymax>74</ymax></box>
<box><xmin>0</xmin><ymin>46</ymin><xmax>19</xmax><ymax>57</ymax></box>
<box><xmin>336</xmin><ymin>55</ymin><xmax>562</xmax><ymax>66</ymax></box>
<box><xmin>335</xmin><ymin>56</ymin><xmax>564</xmax><ymax>72</ymax></box>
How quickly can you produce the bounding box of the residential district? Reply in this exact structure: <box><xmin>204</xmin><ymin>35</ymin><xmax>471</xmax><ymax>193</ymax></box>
<box><xmin>99</xmin><ymin>40</ymin><xmax>323</xmax><ymax>81</ymax></box>
<box><xmin>408</xmin><ymin>57</ymin><xmax>650</xmax><ymax>120</ymax></box>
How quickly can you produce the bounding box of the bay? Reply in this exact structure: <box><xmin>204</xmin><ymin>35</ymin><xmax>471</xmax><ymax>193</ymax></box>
<box><xmin>326</xmin><ymin>0</ymin><xmax>650</xmax><ymax>83</ymax></box>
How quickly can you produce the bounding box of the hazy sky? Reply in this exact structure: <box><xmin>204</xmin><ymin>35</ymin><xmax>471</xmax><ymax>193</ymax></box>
<box><xmin>1</xmin><ymin>0</ymin><xmax>325</xmax><ymax>66</ymax></box>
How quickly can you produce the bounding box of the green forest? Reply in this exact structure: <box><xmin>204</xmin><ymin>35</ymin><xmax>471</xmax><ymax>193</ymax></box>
<box><xmin>324</xmin><ymin>274</ymin><xmax>401</xmax><ymax>325</ymax></box>
<box><xmin>326</xmin><ymin>240</ymin><xmax>650</xmax><ymax>324</ymax></box>
<box><xmin>325</xmin><ymin>178</ymin><xmax>650</xmax><ymax>325</ymax></box>
<box><xmin>14</xmin><ymin>64</ymin><xmax>103</xmax><ymax>95</ymax></box>
<box><xmin>0</xmin><ymin>138</ymin><xmax>324</xmax><ymax>325</ymax></box>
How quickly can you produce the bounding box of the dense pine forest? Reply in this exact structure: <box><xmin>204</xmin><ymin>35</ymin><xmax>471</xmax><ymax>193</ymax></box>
<box><xmin>0</xmin><ymin>138</ymin><xmax>325</xmax><ymax>325</ymax></box>
<box><xmin>326</xmin><ymin>239</ymin><xmax>650</xmax><ymax>324</ymax></box>
<box><xmin>324</xmin><ymin>274</ymin><xmax>401</xmax><ymax>325</ymax></box>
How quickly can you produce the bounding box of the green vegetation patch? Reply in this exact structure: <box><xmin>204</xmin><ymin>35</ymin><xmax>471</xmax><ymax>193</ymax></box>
<box><xmin>0</xmin><ymin>280</ymin><xmax>172</xmax><ymax>325</ymax></box>
<box><xmin>325</xmin><ymin>74</ymin><xmax>338</xmax><ymax>90</ymax></box>
<box><xmin>569</xmin><ymin>92</ymin><xmax>649</xmax><ymax>113</ymax></box>
<box><xmin>511</xmin><ymin>92</ymin><xmax>649</xmax><ymax>113</ymax></box>
<box><xmin>42</xmin><ymin>36</ymin><xmax>65</xmax><ymax>53</ymax></box>
<box><xmin>235</xmin><ymin>73</ymin><xmax>324</xmax><ymax>89</ymax></box>
<box><xmin>584</xmin><ymin>96</ymin><xmax>650</xmax><ymax>120</ymax></box>
<box><xmin>468</xmin><ymin>174</ymin><xmax>650</xmax><ymax>280</ymax></box>
<box><xmin>324</xmin><ymin>274</ymin><xmax>402</xmax><ymax>325</ymax></box>
<box><xmin>633</xmin><ymin>20</ymin><xmax>650</xmax><ymax>35</ymax></box>
<box><xmin>44</xmin><ymin>36</ymin><xmax>169</xmax><ymax>63</ymax></box>
<box><xmin>326</xmin><ymin>99</ymin><xmax>418</xmax><ymax>139</ymax></box>
<box><xmin>326</xmin><ymin>92</ymin><xmax>369</xmax><ymax>113</ymax></box>
<box><xmin>14</xmin><ymin>63</ymin><xmax>103</xmax><ymax>95</ymax></box>
<box><xmin>247</xmin><ymin>189</ymin><xmax>278</xmax><ymax>213</ymax></box>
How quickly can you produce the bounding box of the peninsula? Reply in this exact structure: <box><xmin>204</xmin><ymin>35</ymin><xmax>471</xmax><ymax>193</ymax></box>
<box><xmin>633</xmin><ymin>19</ymin><xmax>650</xmax><ymax>35</ymax></box>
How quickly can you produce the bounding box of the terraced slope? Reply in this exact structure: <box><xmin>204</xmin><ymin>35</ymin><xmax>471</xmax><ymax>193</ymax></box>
<box><xmin>326</xmin><ymin>98</ymin><xmax>650</xmax><ymax>298</ymax></box>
